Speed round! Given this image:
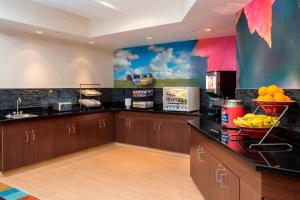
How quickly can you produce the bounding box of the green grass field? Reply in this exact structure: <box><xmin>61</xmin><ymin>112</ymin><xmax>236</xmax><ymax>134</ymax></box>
<box><xmin>114</xmin><ymin>79</ymin><xmax>199</xmax><ymax>88</ymax></box>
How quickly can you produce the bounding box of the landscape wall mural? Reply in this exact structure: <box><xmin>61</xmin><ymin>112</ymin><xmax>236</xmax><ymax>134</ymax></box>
<box><xmin>114</xmin><ymin>37</ymin><xmax>237</xmax><ymax>88</ymax></box>
<box><xmin>237</xmin><ymin>0</ymin><xmax>300</xmax><ymax>88</ymax></box>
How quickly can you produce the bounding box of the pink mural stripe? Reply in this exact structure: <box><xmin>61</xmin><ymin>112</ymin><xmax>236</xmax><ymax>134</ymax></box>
<box><xmin>193</xmin><ymin>36</ymin><xmax>237</xmax><ymax>72</ymax></box>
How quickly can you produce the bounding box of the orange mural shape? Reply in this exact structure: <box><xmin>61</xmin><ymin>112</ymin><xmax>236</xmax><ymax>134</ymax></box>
<box><xmin>237</xmin><ymin>0</ymin><xmax>275</xmax><ymax>48</ymax></box>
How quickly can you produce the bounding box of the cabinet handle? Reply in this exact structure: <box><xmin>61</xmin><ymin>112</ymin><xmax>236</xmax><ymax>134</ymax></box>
<box><xmin>158</xmin><ymin>122</ymin><xmax>161</xmax><ymax>131</ymax></box>
<box><xmin>68</xmin><ymin>125</ymin><xmax>71</xmax><ymax>135</ymax></box>
<box><xmin>216</xmin><ymin>168</ymin><xmax>223</xmax><ymax>184</ymax></box>
<box><xmin>220</xmin><ymin>169</ymin><xmax>228</xmax><ymax>188</ymax></box>
<box><xmin>32</xmin><ymin>130</ymin><xmax>36</xmax><ymax>142</ymax></box>
<box><xmin>99</xmin><ymin>120</ymin><xmax>102</xmax><ymax>128</ymax></box>
<box><xmin>72</xmin><ymin>124</ymin><xmax>76</xmax><ymax>135</ymax></box>
<box><xmin>125</xmin><ymin>120</ymin><xmax>128</xmax><ymax>127</ymax></box>
<box><xmin>197</xmin><ymin>146</ymin><xmax>204</xmax><ymax>162</ymax></box>
<box><xmin>25</xmin><ymin>131</ymin><xmax>29</xmax><ymax>143</ymax></box>
<box><xmin>153</xmin><ymin>122</ymin><xmax>156</xmax><ymax>130</ymax></box>
<box><xmin>128</xmin><ymin>121</ymin><xmax>131</xmax><ymax>127</ymax></box>
<box><xmin>102</xmin><ymin>120</ymin><xmax>106</xmax><ymax>128</ymax></box>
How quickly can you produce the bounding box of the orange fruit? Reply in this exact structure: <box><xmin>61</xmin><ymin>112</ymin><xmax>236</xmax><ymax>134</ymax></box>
<box><xmin>256</xmin><ymin>96</ymin><xmax>264</xmax><ymax>101</ymax></box>
<box><xmin>258</xmin><ymin>86</ymin><xmax>267</xmax><ymax>96</ymax></box>
<box><xmin>263</xmin><ymin>94</ymin><xmax>274</xmax><ymax>102</ymax></box>
<box><xmin>266</xmin><ymin>85</ymin><xmax>279</xmax><ymax>96</ymax></box>
<box><xmin>285</xmin><ymin>96</ymin><xmax>292</xmax><ymax>102</ymax></box>
<box><xmin>274</xmin><ymin>92</ymin><xmax>286</xmax><ymax>102</ymax></box>
<box><xmin>278</xmin><ymin>87</ymin><xmax>285</xmax><ymax>94</ymax></box>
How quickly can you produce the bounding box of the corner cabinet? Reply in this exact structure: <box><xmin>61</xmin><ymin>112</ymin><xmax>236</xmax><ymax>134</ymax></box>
<box><xmin>1</xmin><ymin>112</ymin><xmax>114</xmax><ymax>172</ymax></box>
<box><xmin>115</xmin><ymin>112</ymin><xmax>196</xmax><ymax>154</ymax></box>
<box><xmin>190</xmin><ymin>126</ymin><xmax>300</xmax><ymax>200</ymax></box>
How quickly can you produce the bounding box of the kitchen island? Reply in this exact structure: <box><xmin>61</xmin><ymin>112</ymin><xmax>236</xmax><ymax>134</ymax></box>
<box><xmin>188</xmin><ymin>116</ymin><xmax>300</xmax><ymax>200</ymax></box>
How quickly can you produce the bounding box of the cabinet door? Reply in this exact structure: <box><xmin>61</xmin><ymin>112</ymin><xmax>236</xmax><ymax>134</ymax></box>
<box><xmin>127</xmin><ymin>118</ymin><xmax>144</xmax><ymax>146</ymax></box>
<box><xmin>210</xmin><ymin>155</ymin><xmax>239</xmax><ymax>200</ymax></box>
<box><xmin>2</xmin><ymin>124</ymin><xmax>31</xmax><ymax>171</ymax></box>
<box><xmin>79</xmin><ymin>114</ymin><xmax>99</xmax><ymax>149</ymax></box>
<box><xmin>190</xmin><ymin>131</ymin><xmax>211</xmax><ymax>200</ymax></box>
<box><xmin>115</xmin><ymin>116</ymin><xmax>130</xmax><ymax>143</ymax></box>
<box><xmin>157</xmin><ymin>120</ymin><xmax>174</xmax><ymax>151</ymax></box>
<box><xmin>240</xmin><ymin>180</ymin><xmax>261</xmax><ymax>200</ymax></box>
<box><xmin>174</xmin><ymin>121</ymin><xmax>190</xmax><ymax>154</ymax></box>
<box><xmin>30</xmin><ymin>125</ymin><xmax>53</xmax><ymax>163</ymax></box>
<box><xmin>53</xmin><ymin>119</ymin><xmax>77</xmax><ymax>157</ymax></box>
<box><xmin>143</xmin><ymin>119</ymin><xmax>160</xmax><ymax>148</ymax></box>
<box><xmin>190</xmin><ymin>131</ymin><xmax>200</xmax><ymax>187</ymax></box>
<box><xmin>101</xmin><ymin>113</ymin><xmax>115</xmax><ymax>144</ymax></box>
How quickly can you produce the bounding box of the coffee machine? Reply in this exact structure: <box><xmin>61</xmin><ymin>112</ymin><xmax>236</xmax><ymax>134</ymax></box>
<box><xmin>206</xmin><ymin>71</ymin><xmax>236</xmax><ymax>116</ymax></box>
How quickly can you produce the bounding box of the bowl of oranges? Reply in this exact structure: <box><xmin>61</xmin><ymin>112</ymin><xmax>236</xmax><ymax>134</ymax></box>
<box><xmin>253</xmin><ymin>85</ymin><xmax>295</xmax><ymax>115</ymax></box>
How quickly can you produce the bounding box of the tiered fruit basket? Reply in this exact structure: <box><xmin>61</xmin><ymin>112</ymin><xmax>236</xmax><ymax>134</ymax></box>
<box><xmin>233</xmin><ymin>100</ymin><xmax>295</xmax><ymax>151</ymax></box>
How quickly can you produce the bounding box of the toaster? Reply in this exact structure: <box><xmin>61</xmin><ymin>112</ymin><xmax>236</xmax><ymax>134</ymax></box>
<box><xmin>53</xmin><ymin>102</ymin><xmax>73</xmax><ymax>111</ymax></box>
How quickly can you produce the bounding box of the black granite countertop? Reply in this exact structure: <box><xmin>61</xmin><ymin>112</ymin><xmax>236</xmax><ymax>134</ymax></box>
<box><xmin>0</xmin><ymin>106</ymin><xmax>202</xmax><ymax>123</ymax></box>
<box><xmin>188</xmin><ymin>117</ymin><xmax>300</xmax><ymax>177</ymax></box>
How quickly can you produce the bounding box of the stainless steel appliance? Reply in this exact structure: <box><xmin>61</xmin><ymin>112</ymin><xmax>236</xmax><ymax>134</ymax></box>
<box><xmin>206</xmin><ymin>71</ymin><xmax>236</xmax><ymax>98</ymax></box>
<box><xmin>53</xmin><ymin>102</ymin><xmax>73</xmax><ymax>111</ymax></box>
<box><xmin>163</xmin><ymin>87</ymin><xmax>200</xmax><ymax>112</ymax></box>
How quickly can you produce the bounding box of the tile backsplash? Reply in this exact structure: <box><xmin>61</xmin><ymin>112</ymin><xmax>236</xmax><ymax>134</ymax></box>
<box><xmin>236</xmin><ymin>89</ymin><xmax>300</xmax><ymax>132</ymax></box>
<box><xmin>0</xmin><ymin>88</ymin><xmax>165</xmax><ymax>110</ymax></box>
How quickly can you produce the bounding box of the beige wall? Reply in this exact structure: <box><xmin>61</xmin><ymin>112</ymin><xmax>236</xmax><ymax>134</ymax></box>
<box><xmin>0</xmin><ymin>30</ymin><xmax>114</xmax><ymax>88</ymax></box>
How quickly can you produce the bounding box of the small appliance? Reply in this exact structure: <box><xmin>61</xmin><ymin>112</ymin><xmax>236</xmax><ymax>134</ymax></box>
<box><xmin>221</xmin><ymin>99</ymin><xmax>245</xmax><ymax>129</ymax></box>
<box><xmin>132</xmin><ymin>89</ymin><xmax>154</xmax><ymax>109</ymax></box>
<box><xmin>163</xmin><ymin>87</ymin><xmax>199</xmax><ymax>112</ymax></box>
<box><xmin>125</xmin><ymin>98</ymin><xmax>132</xmax><ymax>109</ymax></box>
<box><xmin>206</xmin><ymin>71</ymin><xmax>236</xmax><ymax>98</ymax></box>
<box><xmin>53</xmin><ymin>102</ymin><xmax>73</xmax><ymax>112</ymax></box>
<box><xmin>132</xmin><ymin>101</ymin><xmax>154</xmax><ymax>109</ymax></box>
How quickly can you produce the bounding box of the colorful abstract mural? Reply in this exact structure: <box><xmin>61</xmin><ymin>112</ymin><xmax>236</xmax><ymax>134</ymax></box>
<box><xmin>237</xmin><ymin>0</ymin><xmax>300</xmax><ymax>88</ymax></box>
<box><xmin>193</xmin><ymin>36</ymin><xmax>237</xmax><ymax>72</ymax></box>
<box><xmin>237</xmin><ymin>0</ymin><xmax>275</xmax><ymax>48</ymax></box>
<box><xmin>114</xmin><ymin>37</ymin><xmax>237</xmax><ymax>88</ymax></box>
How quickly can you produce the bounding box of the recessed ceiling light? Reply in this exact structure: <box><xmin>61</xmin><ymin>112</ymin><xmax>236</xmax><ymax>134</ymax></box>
<box><xmin>94</xmin><ymin>0</ymin><xmax>118</xmax><ymax>10</ymax></box>
<box><xmin>35</xmin><ymin>30</ymin><xmax>43</xmax><ymax>34</ymax></box>
<box><xmin>146</xmin><ymin>36</ymin><xmax>153</xmax><ymax>40</ymax></box>
<box><xmin>204</xmin><ymin>28</ymin><xmax>212</xmax><ymax>32</ymax></box>
<box><xmin>89</xmin><ymin>41</ymin><xmax>95</xmax><ymax>44</ymax></box>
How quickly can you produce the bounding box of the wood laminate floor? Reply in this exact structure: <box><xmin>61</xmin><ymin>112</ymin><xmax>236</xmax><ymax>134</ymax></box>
<box><xmin>0</xmin><ymin>143</ymin><xmax>204</xmax><ymax>200</ymax></box>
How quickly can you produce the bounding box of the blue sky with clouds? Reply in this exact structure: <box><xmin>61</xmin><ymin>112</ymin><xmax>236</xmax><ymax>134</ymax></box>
<box><xmin>114</xmin><ymin>40</ymin><xmax>206</xmax><ymax>84</ymax></box>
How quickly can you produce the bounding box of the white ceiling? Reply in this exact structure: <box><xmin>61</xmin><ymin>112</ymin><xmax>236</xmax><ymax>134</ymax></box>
<box><xmin>33</xmin><ymin>0</ymin><xmax>173</xmax><ymax>20</ymax></box>
<box><xmin>0</xmin><ymin>0</ymin><xmax>251</xmax><ymax>50</ymax></box>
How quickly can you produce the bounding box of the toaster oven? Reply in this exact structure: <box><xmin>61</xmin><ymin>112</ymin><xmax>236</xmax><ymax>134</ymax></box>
<box><xmin>53</xmin><ymin>102</ymin><xmax>73</xmax><ymax>112</ymax></box>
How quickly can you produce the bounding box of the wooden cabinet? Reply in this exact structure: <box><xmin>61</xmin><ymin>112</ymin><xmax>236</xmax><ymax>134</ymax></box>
<box><xmin>116</xmin><ymin>115</ymin><xmax>143</xmax><ymax>146</ymax></box>
<box><xmin>191</xmin><ymin>127</ymin><xmax>240</xmax><ymax>200</ymax></box>
<box><xmin>31</xmin><ymin>125</ymin><xmax>53</xmax><ymax>163</ymax></box>
<box><xmin>115</xmin><ymin>112</ymin><xmax>192</xmax><ymax>154</ymax></box>
<box><xmin>143</xmin><ymin>119</ymin><xmax>158</xmax><ymax>148</ymax></box>
<box><xmin>174</xmin><ymin>120</ymin><xmax>190</xmax><ymax>154</ymax></box>
<box><xmin>2</xmin><ymin>123</ymin><xmax>32</xmax><ymax>171</ymax></box>
<box><xmin>190</xmin><ymin>131</ymin><xmax>211</xmax><ymax>200</ymax></box>
<box><xmin>157</xmin><ymin>119</ymin><xmax>174</xmax><ymax>151</ymax></box>
<box><xmin>115</xmin><ymin>115</ymin><xmax>130</xmax><ymax>143</ymax></box>
<box><xmin>52</xmin><ymin>118</ymin><xmax>78</xmax><ymax>157</ymax></box>
<box><xmin>2</xmin><ymin>121</ymin><xmax>54</xmax><ymax>171</ymax></box>
<box><xmin>99</xmin><ymin>112</ymin><xmax>114</xmax><ymax>144</ymax></box>
<box><xmin>209</xmin><ymin>155</ymin><xmax>239</xmax><ymax>200</ymax></box>
<box><xmin>240</xmin><ymin>180</ymin><xmax>261</xmax><ymax>200</ymax></box>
